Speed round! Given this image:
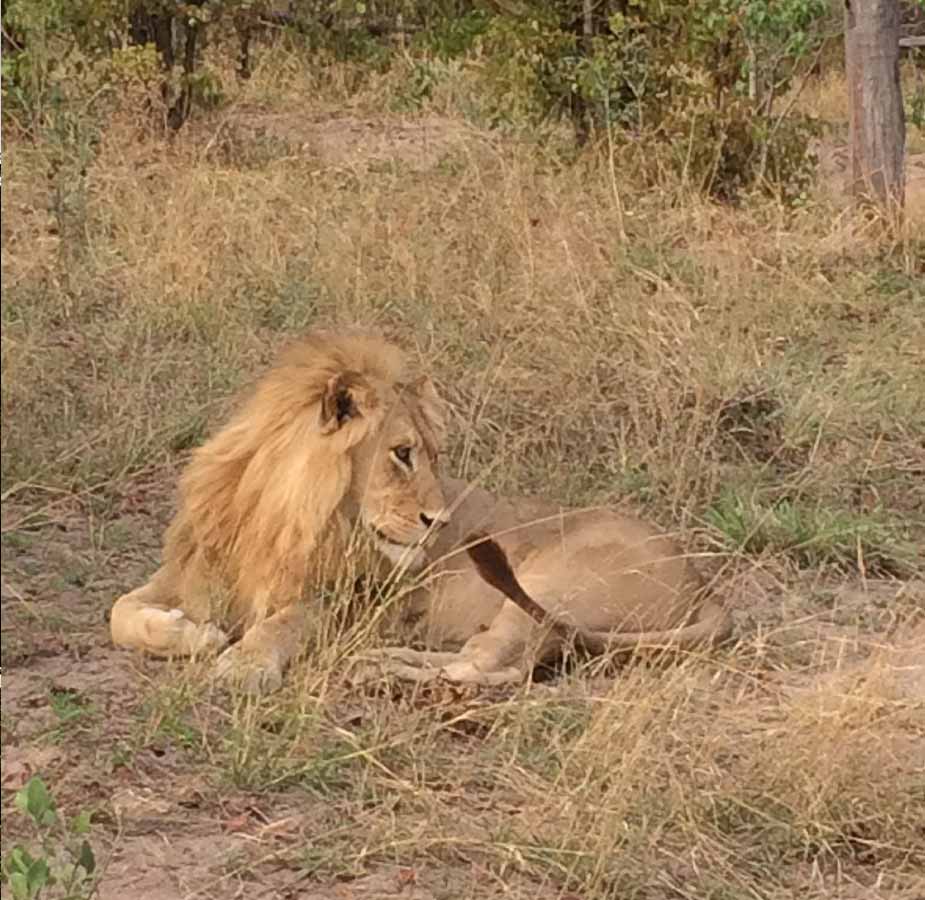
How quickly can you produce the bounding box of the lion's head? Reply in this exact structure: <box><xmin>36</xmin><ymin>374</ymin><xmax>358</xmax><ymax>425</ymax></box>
<box><xmin>343</xmin><ymin>373</ymin><xmax>448</xmax><ymax>570</ymax></box>
<box><xmin>166</xmin><ymin>331</ymin><xmax>450</xmax><ymax>604</ymax></box>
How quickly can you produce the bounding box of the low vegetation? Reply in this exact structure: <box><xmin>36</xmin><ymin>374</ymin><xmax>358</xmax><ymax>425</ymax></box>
<box><xmin>2</xmin><ymin>4</ymin><xmax>923</xmax><ymax>898</ymax></box>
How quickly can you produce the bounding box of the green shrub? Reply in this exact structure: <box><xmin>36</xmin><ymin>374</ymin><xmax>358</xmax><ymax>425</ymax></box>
<box><xmin>474</xmin><ymin>0</ymin><xmax>830</xmax><ymax>199</ymax></box>
<box><xmin>1</xmin><ymin>777</ymin><xmax>98</xmax><ymax>900</ymax></box>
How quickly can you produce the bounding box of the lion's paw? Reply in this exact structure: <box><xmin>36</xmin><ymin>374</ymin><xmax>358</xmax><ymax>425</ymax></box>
<box><xmin>131</xmin><ymin>607</ymin><xmax>229</xmax><ymax>656</ymax></box>
<box><xmin>439</xmin><ymin>659</ymin><xmax>523</xmax><ymax>686</ymax></box>
<box><xmin>180</xmin><ymin>616</ymin><xmax>229</xmax><ymax>656</ymax></box>
<box><xmin>214</xmin><ymin>644</ymin><xmax>283</xmax><ymax>695</ymax></box>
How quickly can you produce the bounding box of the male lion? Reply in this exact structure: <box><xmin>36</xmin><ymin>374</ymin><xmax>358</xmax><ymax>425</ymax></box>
<box><xmin>111</xmin><ymin>330</ymin><xmax>732</xmax><ymax>692</ymax></box>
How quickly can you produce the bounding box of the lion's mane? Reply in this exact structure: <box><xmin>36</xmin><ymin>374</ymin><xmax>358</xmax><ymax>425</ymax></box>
<box><xmin>162</xmin><ymin>332</ymin><xmax>405</xmax><ymax>618</ymax></box>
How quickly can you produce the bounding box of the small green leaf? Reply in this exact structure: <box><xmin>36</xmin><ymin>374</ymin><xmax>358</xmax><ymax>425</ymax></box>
<box><xmin>77</xmin><ymin>840</ymin><xmax>96</xmax><ymax>875</ymax></box>
<box><xmin>71</xmin><ymin>810</ymin><xmax>92</xmax><ymax>835</ymax></box>
<box><xmin>14</xmin><ymin>787</ymin><xmax>30</xmax><ymax>815</ymax></box>
<box><xmin>6</xmin><ymin>847</ymin><xmax>34</xmax><ymax>875</ymax></box>
<box><xmin>9</xmin><ymin>871</ymin><xmax>29</xmax><ymax>900</ymax></box>
<box><xmin>24</xmin><ymin>777</ymin><xmax>54</xmax><ymax>824</ymax></box>
<box><xmin>26</xmin><ymin>858</ymin><xmax>50</xmax><ymax>894</ymax></box>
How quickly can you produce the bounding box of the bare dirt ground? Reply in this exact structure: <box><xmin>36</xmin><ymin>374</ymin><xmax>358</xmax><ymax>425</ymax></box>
<box><xmin>213</xmin><ymin>110</ymin><xmax>479</xmax><ymax>173</ymax></box>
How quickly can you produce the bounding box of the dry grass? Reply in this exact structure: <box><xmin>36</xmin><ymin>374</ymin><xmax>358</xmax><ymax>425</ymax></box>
<box><xmin>2</xmin><ymin>43</ymin><xmax>924</xmax><ymax>900</ymax></box>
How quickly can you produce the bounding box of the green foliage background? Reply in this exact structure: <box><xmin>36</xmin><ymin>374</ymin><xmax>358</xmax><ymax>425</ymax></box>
<box><xmin>1</xmin><ymin>0</ymin><xmax>920</xmax><ymax>197</ymax></box>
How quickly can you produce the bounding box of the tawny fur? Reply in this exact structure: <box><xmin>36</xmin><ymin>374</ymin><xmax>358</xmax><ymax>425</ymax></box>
<box><xmin>110</xmin><ymin>330</ymin><xmax>733</xmax><ymax>692</ymax></box>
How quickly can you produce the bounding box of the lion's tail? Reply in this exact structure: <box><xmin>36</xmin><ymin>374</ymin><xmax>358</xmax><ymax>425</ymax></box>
<box><xmin>465</xmin><ymin>532</ymin><xmax>733</xmax><ymax>656</ymax></box>
<box><xmin>584</xmin><ymin>596</ymin><xmax>734</xmax><ymax>654</ymax></box>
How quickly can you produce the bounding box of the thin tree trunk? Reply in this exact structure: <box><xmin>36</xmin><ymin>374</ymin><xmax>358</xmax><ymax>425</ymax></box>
<box><xmin>571</xmin><ymin>0</ymin><xmax>594</xmax><ymax>144</ymax></box>
<box><xmin>582</xmin><ymin>0</ymin><xmax>593</xmax><ymax>55</ymax></box>
<box><xmin>844</xmin><ymin>0</ymin><xmax>905</xmax><ymax>212</ymax></box>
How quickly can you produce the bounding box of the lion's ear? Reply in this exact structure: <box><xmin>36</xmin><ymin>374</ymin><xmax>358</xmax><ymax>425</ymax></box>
<box><xmin>319</xmin><ymin>372</ymin><xmax>379</xmax><ymax>435</ymax></box>
<box><xmin>412</xmin><ymin>376</ymin><xmax>447</xmax><ymax>450</ymax></box>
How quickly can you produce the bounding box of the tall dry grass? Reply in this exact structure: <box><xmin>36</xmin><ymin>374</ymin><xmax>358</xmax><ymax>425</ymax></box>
<box><xmin>2</xmin><ymin>42</ymin><xmax>924</xmax><ymax>899</ymax></box>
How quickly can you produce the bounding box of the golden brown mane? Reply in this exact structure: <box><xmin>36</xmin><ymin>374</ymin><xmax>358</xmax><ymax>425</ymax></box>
<box><xmin>163</xmin><ymin>331</ymin><xmax>406</xmax><ymax>611</ymax></box>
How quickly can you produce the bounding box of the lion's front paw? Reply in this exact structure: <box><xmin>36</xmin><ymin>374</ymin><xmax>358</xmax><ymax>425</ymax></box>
<box><xmin>214</xmin><ymin>644</ymin><xmax>283</xmax><ymax>695</ymax></box>
<box><xmin>182</xmin><ymin>618</ymin><xmax>230</xmax><ymax>656</ymax></box>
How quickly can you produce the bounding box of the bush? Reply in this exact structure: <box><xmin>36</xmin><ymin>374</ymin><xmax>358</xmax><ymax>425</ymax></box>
<box><xmin>474</xmin><ymin>0</ymin><xmax>830</xmax><ymax>200</ymax></box>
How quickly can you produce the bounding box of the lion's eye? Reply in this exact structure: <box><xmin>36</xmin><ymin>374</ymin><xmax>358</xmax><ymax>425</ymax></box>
<box><xmin>392</xmin><ymin>445</ymin><xmax>413</xmax><ymax>468</ymax></box>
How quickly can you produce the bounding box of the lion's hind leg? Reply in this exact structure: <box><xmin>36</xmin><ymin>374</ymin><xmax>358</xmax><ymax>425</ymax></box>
<box><xmin>111</xmin><ymin>570</ymin><xmax>228</xmax><ymax>658</ymax></box>
<box><xmin>356</xmin><ymin>645</ymin><xmax>525</xmax><ymax>686</ymax></box>
<box><xmin>353</xmin><ymin>647</ymin><xmax>471</xmax><ymax>683</ymax></box>
<box><xmin>356</xmin><ymin>602</ymin><xmax>541</xmax><ymax>687</ymax></box>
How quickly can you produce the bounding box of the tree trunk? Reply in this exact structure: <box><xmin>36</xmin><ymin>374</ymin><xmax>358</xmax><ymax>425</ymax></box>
<box><xmin>844</xmin><ymin>0</ymin><xmax>906</xmax><ymax>211</ymax></box>
<box><xmin>569</xmin><ymin>0</ymin><xmax>595</xmax><ymax>145</ymax></box>
<box><xmin>582</xmin><ymin>0</ymin><xmax>593</xmax><ymax>55</ymax></box>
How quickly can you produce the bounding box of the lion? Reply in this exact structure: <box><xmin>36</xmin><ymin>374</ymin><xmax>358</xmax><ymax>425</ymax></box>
<box><xmin>110</xmin><ymin>330</ymin><xmax>733</xmax><ymax>692</ymax></box>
